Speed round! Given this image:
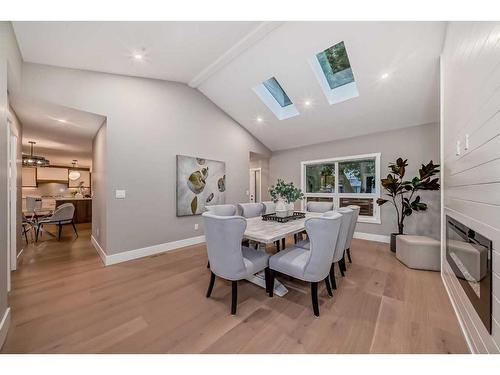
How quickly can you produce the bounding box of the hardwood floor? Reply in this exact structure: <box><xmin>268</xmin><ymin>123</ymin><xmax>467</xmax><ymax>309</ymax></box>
<box><xmin>1</xmin><ymin>224</ymin><xmax>469</xmax><ymax>353</ymax></box>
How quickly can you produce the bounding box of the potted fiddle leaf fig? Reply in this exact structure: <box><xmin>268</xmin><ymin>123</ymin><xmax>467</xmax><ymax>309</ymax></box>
<box><xmin>376</xmin><ymin>158</ymin><xmax>440</xmax><ymax>252</ymax></box>
<box><xmin>269</xmin><ymin>179</ymin><xmax>305</xmax><ymax>217</ymax></box>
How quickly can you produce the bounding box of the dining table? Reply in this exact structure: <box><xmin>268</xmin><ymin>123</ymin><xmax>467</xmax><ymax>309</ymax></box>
<box><xmin>243</xmin><ymin>211</ymin><xmax>322</xmax><ymax>296</ymax></box>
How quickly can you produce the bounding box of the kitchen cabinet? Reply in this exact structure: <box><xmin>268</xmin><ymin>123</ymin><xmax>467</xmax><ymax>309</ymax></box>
<box><xmin>68</xmin><ymin>170</ymin><xmax>91</xmax><ymax>188</ymax></box>
<box><xmin>56</xmin><ymin>199</ymin><xmax>92</xmax><ymax>224</ymax></box>
<box><xmin>22</xmin><ymin>167</ymin><xmax>37</xmax><ymax>187</ymax></box>
<box><xmin>36</xmin><ymin>167</ymin><xmax>68</xmax><ymax>182</ymax></box>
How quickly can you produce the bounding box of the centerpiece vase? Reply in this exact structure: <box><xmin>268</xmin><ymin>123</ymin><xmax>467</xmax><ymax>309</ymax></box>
<box><xmin>275</xmin><ymin>198</ymin><xmax>288</xmax><ymax>218</ymax></box>
<box><xmin>286</xmin><ymin>202</ymin><xmax>295</xmax><ymax>217</ymax></box>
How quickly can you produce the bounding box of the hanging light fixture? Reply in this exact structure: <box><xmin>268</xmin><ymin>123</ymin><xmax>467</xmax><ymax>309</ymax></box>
<box><xmin>22</xmin><ymin>141</ymin><xmax>50</xmax><ymax>167</ymax></box>
<box><xmin>68</xmin><ymin>160</ymin><xmax>81</xmax><ymax>181</ymax></box>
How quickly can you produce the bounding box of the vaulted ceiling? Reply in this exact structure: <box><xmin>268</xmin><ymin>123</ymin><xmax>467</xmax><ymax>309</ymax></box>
<box><xmin>12</xmin><ymin>21</ymin><xmax>446</xmax><ymax>151</ymax></box>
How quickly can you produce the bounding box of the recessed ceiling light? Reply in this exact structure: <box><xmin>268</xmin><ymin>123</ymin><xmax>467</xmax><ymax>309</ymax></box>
<box><xmin>133</xmin><ymin>53</ymin><xmax>143</xmax><ymax>60</ymax></box>
<box><xmin>57</xmin><ymin>119</ymin><xmax>67</xmax><ymax>124</ymax></box>
<box><xmin>304</xmin><ymin>100</ymin><xmax>312</xmax><ymax>107</ymax></box>
<box><xmin>381</xmin><ymin>73</ymin><xmax>389</xmax><ymax>80</ymax></box>
<box><xmin>256</xmin><ymin>117</ymin><xmax>264</xmax><ymax>123</ymax></box>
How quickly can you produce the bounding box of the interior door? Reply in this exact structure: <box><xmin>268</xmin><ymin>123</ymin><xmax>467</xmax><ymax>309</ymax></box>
<box><xmin>249</xmin><ymin>168</ymin><xmax>261</xmax><ymax>203</ymax></box>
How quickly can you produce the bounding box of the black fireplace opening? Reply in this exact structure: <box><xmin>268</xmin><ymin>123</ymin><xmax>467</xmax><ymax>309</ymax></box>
<box><xmin>446</xmin><ymin>215</ymin><xmax>493</xmax><ymax>334</ymax></box>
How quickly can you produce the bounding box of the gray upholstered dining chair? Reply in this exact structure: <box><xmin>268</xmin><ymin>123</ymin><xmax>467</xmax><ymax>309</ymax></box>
<box><xmin>296</xmin><ymin>208</ymin><xmax>353</xmax><ymax>288</ymax></box>
<box><xmin>202</xmin><ymin>212</ymin><xmax>271</xmax><ymax>315</ymax></box>
<box><xmin>268</xmin><ymin>213</ymin><xmax>342</xmax><ymax>317</ymax></box>
<box><xmin>35</xmin><ymin>203</ymin><xmax>78</xmax><ymax>241</ymax></box>
<box><xmin>330</xmin><ymin>207</ymin><xmax>354</xmax><ymax>281</ymax></box>
<box><xmin>205</xmin><ymin>204</ymin><xmax>237</xmax><ymax>216</ymax></box>
<box><xmin>345</xmin><ymin>205</ymin><xmax>360</xmax><ymax>263</ymax></box>
<box><xmin>238</xmin><ymin>202</ymin><xmax>264</xmax><ymax>218</ymax></box>
<box><xmin>262</xmin><ymin>201</ymin><xmax>276</xmax><ymax>214</ymax></box>
<box><xmin>306</xmin><ymin>201</ymin><xmax>334</xmax><ymax>213</ymax></box>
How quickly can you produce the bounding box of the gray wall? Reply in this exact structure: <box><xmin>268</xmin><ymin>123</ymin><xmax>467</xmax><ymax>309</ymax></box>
<box><xmin>92</xmin><ymin>120</ymin><xmax>107</xmax><ymax>251</ymax></box>
<box><xmin>0</xmin><ymin>21</ymin><xmax>23</xmax><ymax>346</ymax></box>
<box><xmin>441</xmin><ymin>22</ymin><xmax>500</xmax><ymax>353</ymax></box>
<box><xmin>21</xmin><ymin>62</ymin><xmax>271</xmax><ymax>255</ymax></box>
<box><xmin>269</xmin><ymin>122</ymin><xmax>441</xmax><ymax>239</ymax></box>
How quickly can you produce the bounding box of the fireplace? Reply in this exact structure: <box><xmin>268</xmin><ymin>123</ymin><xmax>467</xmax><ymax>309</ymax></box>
<box><xmin>446</xmin><ymin>216</ymin><xmax>493</xmax><ymax>333</ymax></box>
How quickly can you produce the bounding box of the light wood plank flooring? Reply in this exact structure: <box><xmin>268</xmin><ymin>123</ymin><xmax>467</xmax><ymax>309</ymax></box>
<box><xmin>1</xmin><ymin>223</ymin><xmax>468</xmax><ymax>353</ymax></box>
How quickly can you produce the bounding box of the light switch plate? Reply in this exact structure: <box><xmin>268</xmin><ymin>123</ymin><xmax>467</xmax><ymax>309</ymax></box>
<box><xmin>115</xmin><ymin>190</ymin><xmax>126</xmax><ymax>199</ymax></box>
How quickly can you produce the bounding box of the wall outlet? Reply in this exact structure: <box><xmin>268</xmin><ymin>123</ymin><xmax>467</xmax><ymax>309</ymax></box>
<box><xmin>194</xmin><ymin>223</ymin><xmax>199</xmax><ymax>230</ymax></box>
<box><xmin>115</xmin><ymin>190</ymin><xmax>126</xmax><ymax>199</ymax></box>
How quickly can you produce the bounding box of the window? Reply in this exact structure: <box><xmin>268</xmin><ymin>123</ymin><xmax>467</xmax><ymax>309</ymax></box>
<box><xmin>252</xmin><ymin>77</ymin><xmax>299</xmax><ymax>120</ymax></box>
<box><xmin>309</xmin><ymin>41</ymin><xmax>359</xmax><ymax>105</ymax></box>
<box><xmin>262</xmin><ymin>77</ymin><xmax>292</xmax><ymax>107</ymax></box>
<box><xmin>305</xmin><ymin>163</ymin><xmax>335</xmax><ymax>193</ymax></box>
<box><xmin>301</xmin><ymin>153</ymin><xmax>381</xmax><ymax>223</ymax></box>
<box><xmin>316</xmin><ymin>41</ymin><xmax>355</xmax><ymax>90</ymax></box>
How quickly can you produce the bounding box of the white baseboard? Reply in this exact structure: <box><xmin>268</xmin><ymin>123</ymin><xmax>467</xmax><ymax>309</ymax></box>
<box><xmin>91</xmin><ymin>235</ymin><xmax>107</xmax><ymax>266</ymax></box>
<box><xmin>353</xmin><ymin>231</ymin><xmax>390</xmax><ymax>243</ymax></box>
<box><xmin>91</xmin><ymin>231</ymin><xmax>386</xmax><ymax>267</ymax></box>
<box><xmin>0</xmin><ymin>307</ymin><xmax>11</xmax><ymax>350</ymax></box>
<box><xmin>91</xmin><ymin>234</ymin><xmax>206</xmax><ymax>266</ymax></box>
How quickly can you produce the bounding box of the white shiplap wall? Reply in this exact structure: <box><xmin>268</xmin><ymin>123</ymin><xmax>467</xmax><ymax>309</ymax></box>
<box><xmin>441</xmin><ymin>22</ymin><xmax>500</xmax><ymax>353</ymax></box>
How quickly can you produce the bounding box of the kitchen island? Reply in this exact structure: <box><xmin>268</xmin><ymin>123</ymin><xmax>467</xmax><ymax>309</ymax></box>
<box><xmin>55</xmin><ymin>198</ymin><xmax>92</xmax><ymax>224</ymax></box>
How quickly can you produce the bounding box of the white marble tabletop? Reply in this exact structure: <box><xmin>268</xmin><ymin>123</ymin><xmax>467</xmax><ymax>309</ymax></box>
<box><xmin>243</xmin><ymin>212</ymin><xmax>322</xmax><ymax>244</ymax></box>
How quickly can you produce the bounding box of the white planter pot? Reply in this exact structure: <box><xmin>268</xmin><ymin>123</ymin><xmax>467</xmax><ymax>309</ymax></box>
<box><xmin>275</xmin><ymin>198</ymin><xmax>288</xmax><ymax>218</ymax></box>
<box><xmin>287</xmin><ymin>202</ymin><xmax>295</xmax><ymax>216</ymax></box>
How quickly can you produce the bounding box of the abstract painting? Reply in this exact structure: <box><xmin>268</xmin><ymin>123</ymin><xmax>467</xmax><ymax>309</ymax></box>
<box><xmin>176</xmin><ymin>155</ymin><xmax>226</xmax><ymax>216</ymax></box>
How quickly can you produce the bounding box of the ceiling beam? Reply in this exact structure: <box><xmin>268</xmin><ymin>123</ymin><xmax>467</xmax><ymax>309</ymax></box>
<box><xmin>188</xmin><ymin>21</ymin><xmax>284</xmax><ymax>88</ymax></box>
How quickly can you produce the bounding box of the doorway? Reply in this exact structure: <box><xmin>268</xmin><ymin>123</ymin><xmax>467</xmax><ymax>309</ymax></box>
<box><xmin>249</xmin><ymin>168</ymin><xmax>261</xmax><ymax>203</ymax></box>
<box><xmin>7</xmin><ymin>116</ymin><xmax>18</xmax><ymax>291</ymax></box>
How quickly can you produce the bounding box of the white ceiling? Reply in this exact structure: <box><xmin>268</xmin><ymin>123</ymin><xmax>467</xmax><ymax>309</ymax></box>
<box><xmin>12</xmin><ymin>21</ymin><xmax>446</xmax><ymax>151</ymax></box>
<box><xmin>198</xmin><ymin>22</ymin><xmax>446</xmax><ymax>150</ymax></box>
<box><xmin>12</xmin><ymin>21</ymin><xmax>263</xmax><ymax>83</ymax></box>
<box><xmin>11</xmin><ymin>95</ymin><xmax>105</xmax><ymax>167</ymax></box>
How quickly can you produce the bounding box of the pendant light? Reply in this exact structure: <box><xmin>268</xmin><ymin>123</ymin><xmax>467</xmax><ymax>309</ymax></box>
<box><xmin>68</xmin><ymin>160</ymin><xmax>81</xmax><ymax>181</ymax></box>
<box><xmin>22</xmin><ymin>141</ymin><xmax>50</xmax><ymax>167</ymax></box>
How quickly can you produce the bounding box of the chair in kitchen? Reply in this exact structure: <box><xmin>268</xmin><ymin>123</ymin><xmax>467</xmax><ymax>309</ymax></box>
<box><xmin>35</xmin><ymin>203</ymin><xmax>78</xmax><ymax>242</ymax></box>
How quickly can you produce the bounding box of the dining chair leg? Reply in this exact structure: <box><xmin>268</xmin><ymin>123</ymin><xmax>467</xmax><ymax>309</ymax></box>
<box><xmin>268</xmin><ymin>270</ymin><xmax>275</xmax><ymax>297</ymax></box>
<box><xmin>23</xmin><ymin>226</ymin><xmax>29</xmax><ymax>244</ymax></box>
<box><xmin>206</xmin><ymin>272</ymin><xmax>216</xmax><ymax>298</ymax></box>
<box><xmin>339</xmin><ymin>254</ymin><xmax>346</xmax><ymax>274</ymax></box>
<box><xmin>206</xmin><ymin>260</ymin><xmax>210</xmax><ymax>268</ymax></box>
<box><xmin>330</xmin><ymin>263</ymin><xmax>337</xmax><ymax>290</ymax></box>
<box><xmin>325</xmin><ymin>277</ymin><xmax>333</xmax><ymax>297</ymax></box>
<box><xmin>311</xmin><ymin>282</ymin><xmax>319</xmax><ymax>317</ymax></box>
<box><xmin>264</xmin><ymin>267</ymin><xmax>271</xmax><ymax>294</ymax></box>
<box><xmin>339</xmin><ymin>260</ymin><xmax>345</xmax><ymax>277</ymax></box>
<box><xmin>231</xmin><ymin>281</ymin><xmax>238</xmax><ymax>315</ymax></box>
<box><xmin>58</xmin><ymin>224</ymin><xmax>62</xmax><ymax>241</ymax></box>
<box><xmin>347</xmin><ymin>248</ymin><xmax>352</xmax><ymax>263</ymax></box>
<box><xmin>35</xmin><ymin>225</ymin><xmax>40</xmax><ymax>242</ymax></box>
<box><xmin>71</xmin><ymin>220</ymin><xmax>79</xmax><ymax>238</ymax></box>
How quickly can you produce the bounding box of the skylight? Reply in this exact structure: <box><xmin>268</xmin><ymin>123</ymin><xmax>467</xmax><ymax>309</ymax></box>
<box><xmin>309</xmin><ymin>41</ymin><xmax>359</xmax><ymax>105</ymax></box>
<box><xmin>262</xmin><ymin>77</ymin><xmax>292</xmax><ymax>108</ymax></box>
<box><xmin>253</xmin><ymin>77</ymin><xmax>299</xmax><ymax>120</ymax></box>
